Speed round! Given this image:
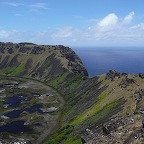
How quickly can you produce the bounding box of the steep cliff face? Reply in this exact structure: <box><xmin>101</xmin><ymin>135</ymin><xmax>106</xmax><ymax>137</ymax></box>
<box><xmin>1</xmin><ymin>42</ymin><xmax>144</xmax><ymax>144</ymax></box>
<box><xmin>56</xmin><ymin>71</ymin><xmax>144</xmax><ymax>144</ymax></box>
<box><xmin>0</xmin><ymin>42</ymin><xmax>88</xmax><ymax>82</ymax></box>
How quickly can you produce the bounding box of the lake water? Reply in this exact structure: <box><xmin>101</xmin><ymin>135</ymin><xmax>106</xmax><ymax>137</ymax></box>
<box><xmin>4</xmin><ymin>104</ymin><xmax>44</xmax><ymax>118</ymax></box>
<box><xmin>0</xmin><ymin>120</ymin><xmax>29</xmax><ymax>133</ymax></box>
<box><xmin>73</xmin><ymin>47</ymin><xmax>144</xmax><ymax>77</ymax></box>
<box><xmin>5</xmin><ymin>95</ymin><xmax>27</xmax><ymax>108</ymax></box>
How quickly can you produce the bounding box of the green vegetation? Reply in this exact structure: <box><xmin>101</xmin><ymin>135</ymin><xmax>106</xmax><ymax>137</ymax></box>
<box><xmin>49</xmin><ymin>72</ymin><xmax>69</xmax><ymax>88</ymax></box>
<box><xmin>41</xmin><ymin>58</ymin><xmax>51</xmax><ymax>69</ymax></box>
<box><xmin>30</xmin><ymin>115</ymin><xmax>44</xmax><ymax>123</ymax></box>
<box><xmin>19</xmin><ymin>42</ymin><xmax>36</xmax><ymax>45</ymax></box>
<box><xmin>70</xmin><ymin>91</ymin><xmax>112</xmax><ymax>126</ymax></box>
<box><xmin>62</xmin><ymin>134</ymin><xmax>81</xmax><ymax>144</ymax></box>
<box><xmin>1</xmin><ymin>43</ymin><xmax>141</xmax><ymax>143</ymax></box>
<box><xmin>67</xmin><ymin>75</ymin><xmax>83</xmax><ymax>87</ymax></box>
<box><xmin>0</xmin><ymin>67</ymin><xmax>16</xmax><ymax>75</ymax></box>
<box><xmin>89</xmin><ymin>99</ymin><xmax>120</xmax><ymax>123</ymax></box>
<box><xmin>65</xmin><ymin>93</ymin><xmax>75</xmax><ymax>100</ymax></box>
<box><xmin>0</xmin><ymin>65</ymin><xmax>25</xmax><ymax>76</ymax></box>
<box><xmin>0</xmin><ymin>76</ymin><xmax>63</xmax><ymax>143</ymax></box>
<box><xmin>8</xmin><ymin>65</ymin><xmax>25</xmax><ymax>76</ymax></box>
<box><xmin>45</xmin><ymin>125</ymin><xmax>74</xmax><ymax>144</ymax></box>
<box><xmin>30</xmin><ymin>97</ymin><xmax>39</xmax><ymax>105</ymax></box>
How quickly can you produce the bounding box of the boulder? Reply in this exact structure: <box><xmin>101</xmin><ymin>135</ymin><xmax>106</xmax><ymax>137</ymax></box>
<box><xmin>105</xmin><ymin>70</ymin><xmax>121</xmax><ymax>80</ymax></box>
<box><xmin>139</xmin><ymin>73</ymin><xmax>144</xmax><ymax>79</ymax></box>
<box><xmin>81</xmin><ymin>137</ymin><xmax>87</xmax><ymax>144</ymax></box>
<box><xmin>103</xmin><ymin>125</ymin><xmax>110</xmax><ymax>135</ymax></box>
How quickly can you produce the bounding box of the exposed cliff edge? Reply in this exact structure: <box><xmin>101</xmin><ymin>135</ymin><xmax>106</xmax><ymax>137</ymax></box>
<box><xmin>0</xmin><ymin>42</ymin><xmax>144</xmax><ymax>144</ymax></box>
<box><xmin>0</xmin><ymin>42</ymin><xmax>87</xmax><ymax>79</ymax></box>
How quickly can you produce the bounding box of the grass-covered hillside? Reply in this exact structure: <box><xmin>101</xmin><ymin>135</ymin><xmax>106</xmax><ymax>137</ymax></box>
<box><xmin>0</xmin><ymin>42</ymin><xmax>87</xmax><ymax>82</ymax></box>
<box><xmin>45</xmin><ymin>71</ymin><xmax>144</xmax><ymax>144</ymax></box>
<box><xmin>0</xmin><ymin>42</ymin><xmax>144</xmax><ymax>144</ymax></box>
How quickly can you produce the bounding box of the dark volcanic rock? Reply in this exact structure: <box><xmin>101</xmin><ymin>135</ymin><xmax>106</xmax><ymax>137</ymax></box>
<box><xmin>0</xmin><ymin>55</ymin><xmax>10</xmax><ymax>68</ymax></box>
<box><xmin>139</xmin><ymin>73</ymin><xmax>144</xmax><ymax>79</ymax></box>
<box><xmin>122</xmin><ymin>73</ymin><xmax>128</xmax><ymax>77</ymax></box>
<box><xmin>19</xmin><ymin>46</ymin><xmax>31</xmax><ymax>53</ymax></box>
<box><xmin>120</xmin><ymin>77</ymin><xmax>135</xmax><ymax>88</ymax></box>
<box><xmin>0</xmin><ymin>42</ymin><xmax>88</xmax><ymax>79</ymax></box>
<box><xmin>9</xmin><ymin>55</ymin><xmax>20</xmax><ymax>67</ymax></box>
<box><xmin>59</xmin><ymin>46</ymin><xmax>88</xmax><ymax>76</ymax></box>
<box><xmin>31</xmin><ymin>46</ymin><xmax>44</xmax><ymax>54</ymax></box>
<box><xmin>0</xmin><ymin>47</ymin><xmax>5</xmax><ymax>53</ymax></box>
<box><xmin>134</xmin><ymin>89</ymin><xmax>144</xmax><ymax>113</ymax></box>
<box><xmin>19</xmin><ymin>58</ymin><xmax>33</xmax><ymax>76</ymax></box>
<box><xmin>25</xmin><ymin>58</ymin><xmax>33</xmax><ymax>69</ymax></box>
<box><xmin>103</xmin><ymin>125</ymin><xmax>110</xmax><ymax>135</ymax></box>
<box><xmin>8</xmin><ymin>48</ymin><xmax>14</xmax><ymax>54</ymax></box>
<box><xmin>81</xmin><ymin>137</ymin><xmax>87</xmax><ymax>144</ymax></box>
<box><xmin>105</xmin><ymin>70</ymin><xmax>121</xmax><ymax>80</ymax></box>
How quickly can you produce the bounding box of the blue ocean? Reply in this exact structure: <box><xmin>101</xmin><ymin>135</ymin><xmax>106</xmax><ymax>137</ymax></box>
<box><xmin>72</xmin><ymin>47</ymin><xmax>144</xmax><ymax>77</ymax></box>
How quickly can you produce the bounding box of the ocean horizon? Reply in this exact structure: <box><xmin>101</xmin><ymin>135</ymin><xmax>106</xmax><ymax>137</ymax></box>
<box><xmin>72</xmin><ymin>47</ymin><xmax>144</xmax><ymax>77</ymax></box>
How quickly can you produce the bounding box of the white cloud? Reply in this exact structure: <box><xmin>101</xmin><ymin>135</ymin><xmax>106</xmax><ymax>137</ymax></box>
<box><xmin>31</xmin><ymin>3</ymin><xmax>48</xmax><ymax>10</ymax></box>
<box><xmin>0</xmin><ymin>30</ymin><xmax>10</xmax><ymax>39</ymax></box>
<box><xmin>73</xmin><ymin>15</ymin><xmax>84</xmax><ymax>19</ymax></box>
<box><xmin>14</xmin><ymin>14</ymin><xmax>24</xmax><ymax>17</ymax></box>
<box><xmin>98</xmin><ymin>13</ymin><xmax>118</xmax><ymax>27</ymax></box>
<box><xmin>123</xmin><ymin>11</ymin><xmax>135</xmax><ymax>24</ymax></box>
<box><xmin>52</xmin><ymin>26</ymin><xmax>79</xmax><ymax>41</ymax></box>
<box><xmin>58</xmin><ymin>12</ymin><xmax>144</xmax><ymax>46</ymax></box>
<box><xmin>1</xmin><ymin>11</ymin><xmax>144</xmax><ymax>46</ymax></box>
<box><xmin>4</xmin><ymin>2</ymin><xmax>24</xmax><ymax>7</ymax></box>
<box><xmin>132</xmin><ymin>23</ymin><xmax>144</xmax><ymax>30</ymax></box>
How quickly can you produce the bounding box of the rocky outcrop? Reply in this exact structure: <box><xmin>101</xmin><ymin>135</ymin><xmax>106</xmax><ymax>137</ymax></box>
<box><xmin>120</xmin><ymin>77</ymin><xmax>135</xmax><ymax>88</ymax></box>
<box><xmin>134</xmin><ymin>89</ymin><xmax>144</xmax><ymax>114</ymax></box>
<box><xmin>1</xmin><ymin>42</ymin><xmax>144</xmax><ymax>144</ymax></box>
<box><xmin>0</xmin><ymin>42</ymin><xmax>88</xmax><ymax>83</ymax></box>
<box><xmin>59</xmin><ymin>45</ymin><xmax>88</xmax><ymax>76</ymax></box>
<box><xmin>105</xmin><ymin>70</ymin><xmax>121</xmax><ymax>80</ymax></box>
<box><xmin>139</xmin><ymin>73</ymin><xmax>144</xmax><ymax>79</ymax></box>
<box><xmin>82</xmin><ymin>114</ymin><xmax>144</xmax><ymax>144</ymax></box>
<box><xmin>30</xmin><ymin>46</ymin><xmax>45</xmax><ymax>54</ymax></box>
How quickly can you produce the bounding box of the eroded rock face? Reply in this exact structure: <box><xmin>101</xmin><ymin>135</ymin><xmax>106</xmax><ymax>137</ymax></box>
<box><xmin>139</xmin><ymin>73</ymin><xmax>144</xmax><ymax>79</ymax></box>
<box><xmin>76</xmin><ymin>73</ymin><xmax>144</xmax><ymax>144</ymax></box>
<box><xmin>8</xmin><ymin>54</ymin><xmax>20</xmax><ymax>67</ymax></box>
<box><xmin>103</xmin><ymin>125</ymin><xmax>111</xmax><ymax>135</ymax></box>
<box><xmin>82</xmin><ymin>114</ymin><xmax>144</xmax><ymax>144</ymax></box>
<box><xmin>19</xmin><ymin>46</ymin><xmax>31</xmax><ymax>53</ymax></box>
<box><xmin>59</xmin><ymin>45</ymin><xmax>88</xmax><ymax>76</ymax></box>
<box><xmin>0</xmin><ymin>47</ymin><xmax>5</xmax><ymax>53</ymax></box>
<box><xmin>134</xmin><ymin>89</ymin><xmax>144</xmax><ymax>114</ymax></box>
<box><xmin>105</xmin><ymin>70</ymin><xmax>121</xmax><ymax>80</ymax></box>
<box><xmin>120</xmin><ymin>77</ymin><xmax>135</xmax><ymax>88</ymax></box>
<box><xmin>0</xmin><ymin>42</ymin><xmax>88</xmax><ymax>82</ymax></box>
<box><xmin>30</xmin><ymin>46</ymin><xmax>45</xmax><ymax>54</ymax></box>
<box><xmin>7</xmin><ymin>48</ymin><xmax>14</xmax><ymax>54</ymax></box>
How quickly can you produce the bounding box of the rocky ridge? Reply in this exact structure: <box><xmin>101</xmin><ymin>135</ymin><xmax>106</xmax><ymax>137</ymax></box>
<box><xmin>0</xmin><ymin>42</ymin><xmax>88</xmax><ymax>81</ymax></box>
<box><xmin>0</xmin><ymin>43</ymin><xmax>144</xmax><ymax>144</ymax></box>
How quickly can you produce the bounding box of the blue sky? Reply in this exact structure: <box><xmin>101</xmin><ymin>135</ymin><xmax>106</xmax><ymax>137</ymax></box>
<box><xmin>0</xmin><ymin>0</ymin><xmax>144</xmax><ymax>47</ymax></box>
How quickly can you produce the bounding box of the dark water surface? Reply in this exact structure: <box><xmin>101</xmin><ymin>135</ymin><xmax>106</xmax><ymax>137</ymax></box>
<box><xmin>1</xmin><ymin>94</ymin><xmax>44</xmax><ymax>133</ymax></box>
<box><xmin>5</xmin><ymin>95</ymin><xmax>27</xmax><ymax>108</ymax></box>
<box><xmin>73</xmin><ymin>47</ymin><xmax>144</xmax><ymax>76</ymax></box>
<box><xmin>4</xmin><ymin>104</ymin><xmax>44</xmax><ymax>118</ymax></box>
<box><xmin>0</xmin><ymin>120</ymin><xmax>29</xmax><ymax>133</ymax></box>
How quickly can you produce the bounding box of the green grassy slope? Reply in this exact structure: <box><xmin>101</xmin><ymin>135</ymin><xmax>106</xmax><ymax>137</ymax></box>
<box><xmin>45</xmin><ymin>73</ymin><xmax>144</xmax><ymax>144</ymax></box>
<box><xmin>0</xmin><ymin>43</ymin><xmax>87</xmax><ymax>82</ymax></box>
<box><xmin>1</xmin><ymin>42</ymin><xmax>144</xmax><ymax>144</ymax></box>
